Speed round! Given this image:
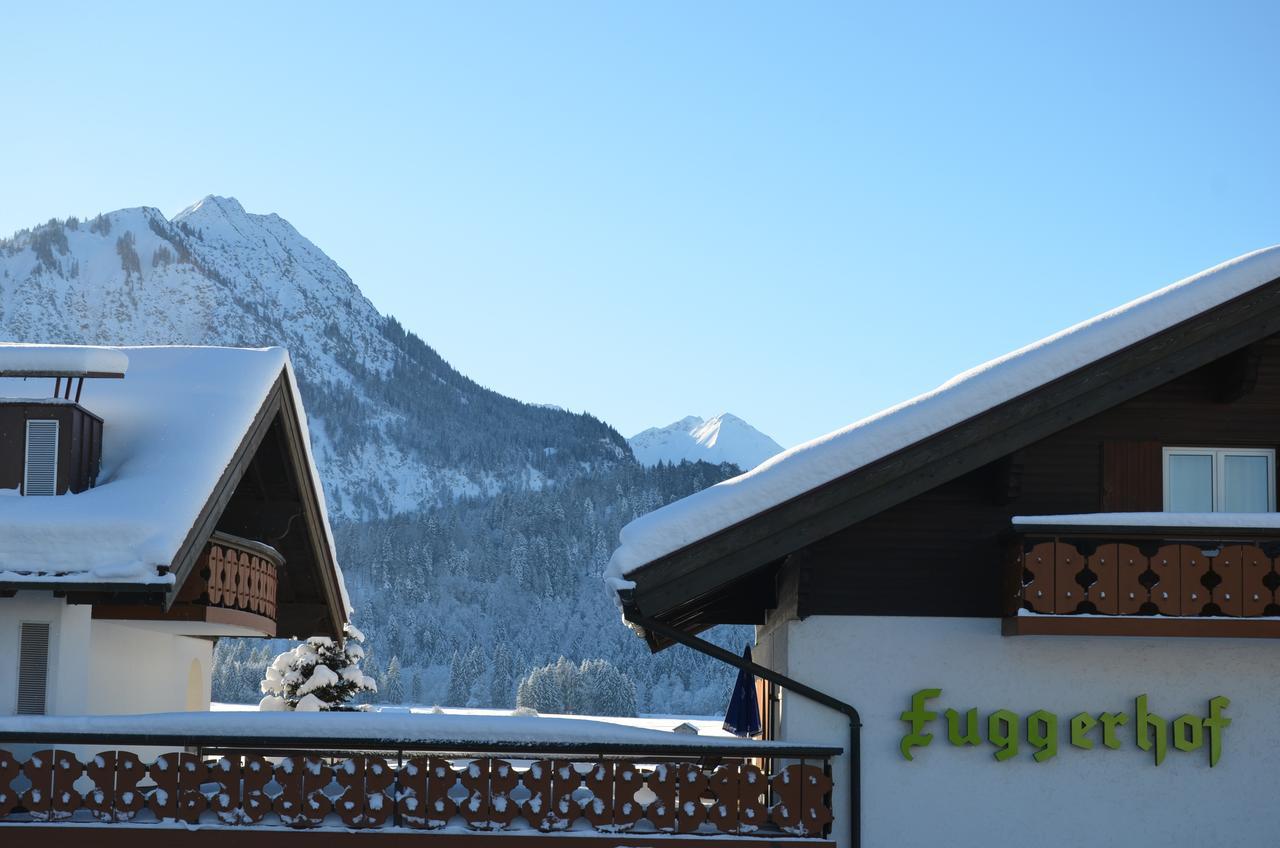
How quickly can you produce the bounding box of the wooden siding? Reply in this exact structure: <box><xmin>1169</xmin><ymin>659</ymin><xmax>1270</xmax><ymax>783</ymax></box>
<box><xmin>0</xmin><ymin>402</ymin><xmax>102</xmax><ymax>495</ymax></box>
<box><xmin>796</xmin><ymin>333</ymin><xmax>1280</xmax><ymax>619</ymax></box>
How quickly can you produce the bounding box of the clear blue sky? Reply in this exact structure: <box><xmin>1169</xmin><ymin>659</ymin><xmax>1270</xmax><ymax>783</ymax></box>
<box><xmin>4</xmin><ymin>2</ymin><xmax>1279</xmax><ymax>448</ymax></box>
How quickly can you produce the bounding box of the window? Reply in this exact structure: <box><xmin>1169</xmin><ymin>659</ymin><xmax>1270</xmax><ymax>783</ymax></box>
<box><xmin>17</xmin><ymin>621</ymin><xmax>51</xmax><ymax>715</ymax></box>
<box><xmin>23</xmin><ymin>419</ymin><xmax>58</xmax><ymax>496</ymax></box>
<box><xmin>1163</xmin><ymin>447</ymin><xmax>1275</xmax><ymax>513</ymax></box>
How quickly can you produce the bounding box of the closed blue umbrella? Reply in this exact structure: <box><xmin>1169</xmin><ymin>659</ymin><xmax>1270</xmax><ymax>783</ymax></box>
<box><xmin>722</xmin><ymin>644</ymin><xmax>763</xmax><ymax>737</ymax></box>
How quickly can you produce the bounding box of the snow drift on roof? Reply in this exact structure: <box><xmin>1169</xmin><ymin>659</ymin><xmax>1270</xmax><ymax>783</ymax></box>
<box><xmin>0</xmin><ymin>346</ymin><xmax>349</xmax><ymax>614</ymax></box>
<box><xmin>605</xmin><ymin>245</ymin><xmax>1280</xmax><ymax>590</ymax></box>
<box><xmin>0</xmin><ymin>343</ymin><xmax>129</xmax><ymax>376</ymax></box>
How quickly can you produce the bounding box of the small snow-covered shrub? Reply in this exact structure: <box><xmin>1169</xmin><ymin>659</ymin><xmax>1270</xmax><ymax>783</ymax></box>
<box><xmin>259</xmin><ymin>623</ymin><xmax>377</xmax><ymax>711</ymax></box>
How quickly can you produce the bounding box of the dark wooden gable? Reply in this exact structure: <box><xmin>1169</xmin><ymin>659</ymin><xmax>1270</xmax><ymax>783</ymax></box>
<box><xmin>621</xmin><ymin>273</ymin><xmax>1280</xmax><ymax>650</ymax></box>
<box><xmin>165</xmin><ymin>372</ymin><xmax>347</xmax><ymax>640</ymax></box>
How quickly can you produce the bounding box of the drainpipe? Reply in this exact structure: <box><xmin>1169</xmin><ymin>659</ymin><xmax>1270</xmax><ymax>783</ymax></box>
<box><xmin>623</xmin><ymin>603</ymin><xmax>861</xmax><ymax>848</ymax></box>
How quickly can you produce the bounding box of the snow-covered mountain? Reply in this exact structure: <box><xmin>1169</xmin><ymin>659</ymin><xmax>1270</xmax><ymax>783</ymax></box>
<box><xmin>0</xmin><ymin>197</ymin><xmax>628</xmax><ymax>519</ymax></box>
<box><xmin>0</xmin><ymin>196</ymin><xmax>749</xmax><ymax>714</ymax></box>
<box><xmin>629</xmin><ymin>413</ymin><xmax>783</xmax><ymax>470</ymax></box>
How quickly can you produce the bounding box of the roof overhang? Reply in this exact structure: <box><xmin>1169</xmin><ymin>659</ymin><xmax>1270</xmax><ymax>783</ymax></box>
<box><xmin>622</xmin><ymin>273</ymin><xmax>1280</xmax><ymax>651</ymax></box>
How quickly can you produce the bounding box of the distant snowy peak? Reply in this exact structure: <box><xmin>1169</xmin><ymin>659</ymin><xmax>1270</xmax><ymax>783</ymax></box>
<box><xmin>629</xmin><ymin>413</ymin><xmax>783</xmax><ymax>470</ymax></box>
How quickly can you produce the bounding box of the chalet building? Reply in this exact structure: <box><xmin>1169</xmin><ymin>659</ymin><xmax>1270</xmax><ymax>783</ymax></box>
<box><xmin>0</xmin><ymin>344</ymin><xmax>349</xmax><ymax>717</ymax></box>
<box><xmin>608</xmin><ymin>246</ymin><xmax>1280</xmax><ymax>847</ymax></box>
<box><xmin>0</xmin><ymin>347</ymin><xmax>839</xmax><ymax>846</ymax></box>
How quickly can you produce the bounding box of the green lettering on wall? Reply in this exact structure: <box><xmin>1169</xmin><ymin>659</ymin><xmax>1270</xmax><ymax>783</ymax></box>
<box><xmin>1070</xmin><ymin>712</ymin><xmax>1096</xmax><ymax>750</ymax></box>
<box><xmin>944</xmin><ymin>708</ymin><xmax>981</xmax><ymax>746</ymax></box>
<box><xmin>900</xmin><ymin>688</ymin><xmax>940</xmax><ymax>760</ymax></box>
<box><xmin>1136</xmin><ymin>694</ymin><xmax>1168</xmax><ymax>766</ymax></box>
<box><xmin>1099</xmin><ymin>711</ymin><xmax>1128</xmax><ymax>750</ymax></box>
<box><xmin>988</xmin><ymin>709</ymin><xmax>1019</xmax><ymax>762</ymax></box>
<box><xmin>1205</xmin><ymin>696</ymin><xmax>1231</xmax><ymax>767</ymax></box>
<box><xmin>1173</xmin><ymin>715</ymin><xmax>1203</xmax><ymax>754</ymax></box>
<box><xmin>900</xmin><ymin>691</ymin><xmax>1229</xmax><ymax>766</ymax></box>
<box><xmin>1027</xmin><ymin>709</ymin><xmax>1058</xmax><ymax>762</ymax></box>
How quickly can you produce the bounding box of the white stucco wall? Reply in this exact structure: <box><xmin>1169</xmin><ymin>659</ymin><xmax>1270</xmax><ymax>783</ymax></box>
<box><xmin>87</xmin><ymin>620</ymin><xmax>212</xmax><ymax>714</ymax></box>
<box><xmin>1</xmin><ymin>595</ymin><xmax>213</xmax><ymax>717</ymax></box>
<box><xmin>767</xmin><ymin>615</ymin><xmax>1280</xmax><ymax>848</ymax></box>
<box><xmin>0</xmin><ymin>593</ymin><xmax>90</xmax><ymax>715</ymax></box>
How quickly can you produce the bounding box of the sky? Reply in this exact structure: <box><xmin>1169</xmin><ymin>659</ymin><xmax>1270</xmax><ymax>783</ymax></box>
<box><xmin>3</xmin><ymin>2</ymin><xmax>1280</xmax><ymax>448</ymax></box>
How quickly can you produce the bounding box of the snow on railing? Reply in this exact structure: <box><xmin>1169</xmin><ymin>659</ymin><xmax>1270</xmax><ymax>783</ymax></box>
<box><xmin>0</xmin><ymin>713</ymin><xmax>839</xmax><ymax>839</ymax></box>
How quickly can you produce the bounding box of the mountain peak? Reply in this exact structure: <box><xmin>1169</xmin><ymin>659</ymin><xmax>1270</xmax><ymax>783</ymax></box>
<box><xmin>629</xmin><ymin>413</ymin><xmax>783</xmax><ymax>470</ymax></box>
<box><xmin>174</xmin><ymin>195</ymin><xmax>245</xmax><ymax>222</ymax></box>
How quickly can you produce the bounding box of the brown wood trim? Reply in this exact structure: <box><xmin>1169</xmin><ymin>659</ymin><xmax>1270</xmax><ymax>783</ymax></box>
<box><xmin>276</xmin><ymin>367</ymin><xmax>348</xmax><ymax>640</ymax></box>
<box><xmin>1002</xmin><ymin>615</ymin><xmax>1280</xmax><ymax>638</ymax></box>
<box><xmin>92</xmin><ymin>602</ymin><xmax>276</xmax><ymax>636</ymax></box>
<box><xmin>0</xmin><ymin>826</ymin><xmax>831</xmax><ymax>847</ymax></box>
<box><xmin>629</xmin><ymin>275</ymin><xmax>1280</xmax><ymax>644</ymax></box>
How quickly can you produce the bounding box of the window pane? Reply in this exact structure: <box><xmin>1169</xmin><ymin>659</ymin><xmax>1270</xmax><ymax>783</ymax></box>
<box><xmin>1167</xmin><ymin>454</ymin><xmax>1213</xmax><ymax>512</ymax></box>
<box><xmin>1222</xmin><ymin>454</ymin><xmax>1271</xmax><ymax>513</ymax></box>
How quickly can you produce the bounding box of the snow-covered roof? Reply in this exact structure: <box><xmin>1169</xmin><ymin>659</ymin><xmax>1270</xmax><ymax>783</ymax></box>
<box><xmin>0</xmin><ymin>342</ymin><xmax>129</xmax><ymax>376</ymax></box>
<box><xmin>0</xmin><ymin>346</ymin><xmax>348</xmax><ymax>613</ymax></box>
<box><xmin>605</xmin><ymin>245</ymin><xmax>1280</xmax><ymax>589</ymax></box>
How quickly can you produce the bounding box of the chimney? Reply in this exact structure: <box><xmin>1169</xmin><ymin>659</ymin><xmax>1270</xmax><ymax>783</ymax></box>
<box><xmin>0</xmin><ymin>345</ymin><xmax>127</xmax><ymax>496</ymax></box>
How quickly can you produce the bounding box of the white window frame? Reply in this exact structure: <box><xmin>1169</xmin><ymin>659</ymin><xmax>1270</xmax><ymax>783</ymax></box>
<box><xmin>1162</xmin><ymin>446</ymin><xmax>1276</xmax><ymax>512</ymax></box>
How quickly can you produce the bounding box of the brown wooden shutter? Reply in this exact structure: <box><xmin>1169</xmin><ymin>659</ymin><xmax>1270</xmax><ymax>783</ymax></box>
<box><xmin>1101</xmin><ymin>440</ymin><xmax>1162</xmax><ymax>511</ymax></box>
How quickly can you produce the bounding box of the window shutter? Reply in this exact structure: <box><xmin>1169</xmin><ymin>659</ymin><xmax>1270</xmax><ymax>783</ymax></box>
<box><xmin>17</xmin><ymin>622</ymin><xmax>51</xmax><ymax>715</ymax></box>
<box><xmin>1101</xmin><ymin>440</ymin><xmax>1162</xmax><ymax>511</ymax></box>
<box><xmin>24</xmin><ymin>420</ymin><xmax>58</xmax><ymax>496</ymax></box>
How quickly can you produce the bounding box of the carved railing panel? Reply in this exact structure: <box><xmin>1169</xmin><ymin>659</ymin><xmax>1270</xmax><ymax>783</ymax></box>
<box><xmin>1014</xmin><ymin>535</ymin><xmax>1280</xmax><ymax>618</ymax></box>
<box><xmin>0</xmin><ymin>749</ymin><xmax>834</xmax><ymax>838</ymax></box>
<box><xmin>182</xmin><ymin>535</ymin><xmax>280</xmax><ymax>622</ymax></box>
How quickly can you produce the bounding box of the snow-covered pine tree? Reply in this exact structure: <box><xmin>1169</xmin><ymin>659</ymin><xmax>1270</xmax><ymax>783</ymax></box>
<box><xmin>259</xmin><ymin>623</ymin><xmax>378</xmax><ymax>711</ymax></box>
<box><xmin>384</xmin><ymin>656</ymin><xmax>405</xmax><ymax>704</ymax></box>
<box><xmin>446</xmin><ymin>649</ymin><xmax>469</xmax><ymax>707</ymax></box>
<box><xmin>490</xmin><ymin>642</ymin><xmax>515</xmax><ymax>708</ymax></box>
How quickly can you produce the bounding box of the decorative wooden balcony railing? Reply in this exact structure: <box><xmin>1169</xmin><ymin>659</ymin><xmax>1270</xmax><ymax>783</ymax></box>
<box><xmin>97</xmin><ymin>532</ymin><xmax>283</xmax><ymax>636</ymax></box>
<box><xmin>1005</xmin><ymin>520</ymin><xmax>1280</xmax><ymax>637</ymax></box>
<box><xmin>0</xmin><ymin>721</ymin><xmax>839</xmax><ymax>846</ymax></box>
<box><xmin>179</xmin><ymin>532</ymin><xmax>281</xmax><ymax>622</ymax></box>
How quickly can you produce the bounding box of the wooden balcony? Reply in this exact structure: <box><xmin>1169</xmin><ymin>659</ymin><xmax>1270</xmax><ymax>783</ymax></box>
<box><xmin>1005</xmin><ymin>519</ymin><xmax>1280</xmax><ymax>637</ymax></box>
<box><xmin>0</xmin><ymin>717</ymin><xmax>838</xmax><ymax>846</ymax></box>
<box><xmin>93</xmin><ymin>532</ymin><xmax>281</xmax><ymax>636</ymax></box>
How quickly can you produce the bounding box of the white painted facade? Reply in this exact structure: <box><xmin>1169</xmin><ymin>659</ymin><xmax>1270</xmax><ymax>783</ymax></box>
<box><xmin>1</xmin><ymin>592</ymin><xmax>213</xmax><ymax>717</ymax></box>
<box><xmin>759</xmin><ymin>614</ymin><xmax>1280</xmax><ymax>848</ymax></box>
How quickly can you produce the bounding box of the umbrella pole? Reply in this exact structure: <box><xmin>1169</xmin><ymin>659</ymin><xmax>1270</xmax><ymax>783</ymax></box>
<box><xmin>624</xmin><ymin>609</ymin><xmax>862</xmax><ymax>848</ymax></box>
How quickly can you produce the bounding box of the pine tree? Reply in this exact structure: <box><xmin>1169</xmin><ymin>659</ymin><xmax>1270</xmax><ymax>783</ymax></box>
<box><xmin>446</xmin><ymin>649</ymin><xmax>469</xmax><ymax>707</ymax></box>
<box><xmin>384</xmin><ymin>656</ymin><xmax>405</xmax><ymax>704</ymax></box>
<box><xmin>490</xmin><ymin>642</ymin><xmax>515</xmax><ymax>708</ymax></box>
<box><xmin>462</xmin><ymin>645</ymin><xmax>486</xmax><ymax>708</ymax></box>
<box><xmin>259</xmin><ymin>623</ymin><xmax>377</xmax><ymax>711</ymax></box>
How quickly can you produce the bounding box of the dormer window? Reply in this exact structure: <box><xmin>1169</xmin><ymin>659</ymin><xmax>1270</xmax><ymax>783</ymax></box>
<box><xmin>1163</xmin><ymin>447</ymin><xmax>1275</xmax><ymax>513</ymax></box>
<box><xmin>23</xmin><ymin>420</ymin><xmax>59</xmax><ymax>497</ymax></box>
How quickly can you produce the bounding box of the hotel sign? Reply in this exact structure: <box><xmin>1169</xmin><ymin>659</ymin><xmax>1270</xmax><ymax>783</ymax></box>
<box><xmin>900</xmin><ymin>689</ymin><xmax>1230</xmax><ymax>766</ymax></box>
